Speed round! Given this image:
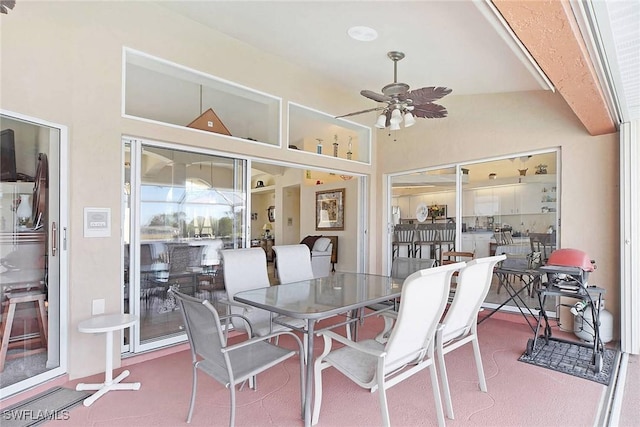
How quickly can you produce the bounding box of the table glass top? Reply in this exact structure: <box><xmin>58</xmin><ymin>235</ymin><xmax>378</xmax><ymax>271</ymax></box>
<box><xmin>234</xmin><ymin>272</ymin><xmax>404</xmax><ymax>319</ymax></box>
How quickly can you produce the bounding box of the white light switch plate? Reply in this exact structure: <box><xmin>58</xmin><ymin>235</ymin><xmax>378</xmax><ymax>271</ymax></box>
<box><xmin>92</xmin><ymin>299</ymin><xmax>105</xmax><ymax>315</ymax></box>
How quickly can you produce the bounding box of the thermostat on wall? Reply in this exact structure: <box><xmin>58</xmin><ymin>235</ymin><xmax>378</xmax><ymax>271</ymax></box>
<box><xmin>84</xmin><ymin>207</ymin><xmax>111</xmax><ymax>238</ymax></box>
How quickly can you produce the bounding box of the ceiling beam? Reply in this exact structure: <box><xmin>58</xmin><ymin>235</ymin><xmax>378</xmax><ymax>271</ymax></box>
<box><xmin>493</xmin><ymin>0</ymin><xmax>617</xmax><ymax>136</ymax></box>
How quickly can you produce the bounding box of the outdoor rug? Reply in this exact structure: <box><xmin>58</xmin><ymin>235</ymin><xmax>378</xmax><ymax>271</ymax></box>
<box><xmin>1</xmin><ymin>387</ymin><xmax>90</xmax><ymax>427</ymax></box>
<box><xmin>519</xmin><ymin>338</ymin><xmax>618</xmax><ymax>385</ymax></box>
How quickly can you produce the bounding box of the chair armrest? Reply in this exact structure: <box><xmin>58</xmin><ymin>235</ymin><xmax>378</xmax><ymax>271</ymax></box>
<box><xmin>317</xmin><ymin>330</ymin><xmax>385</xmax><ymax>358</ymax></box>
<box><xmin>223</xmin><ymin>330</ymin><xmax>304</xmax><ymax>355</ymax></box>
<box><xmin>219</xmin><ymin>313</ymin><xmax>254</xmax><ymax>337</ymax></box>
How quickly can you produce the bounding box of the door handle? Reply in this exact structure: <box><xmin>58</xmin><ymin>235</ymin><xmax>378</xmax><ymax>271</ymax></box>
<box><xmin>51</xmin><ymin>222</ymin><xmax>57</xmax><ymax>256</ymax></box>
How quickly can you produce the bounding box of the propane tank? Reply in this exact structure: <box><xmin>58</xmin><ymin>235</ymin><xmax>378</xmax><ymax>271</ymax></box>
<box><xmin>574</xmin><ymin>299</ymin><xmax>613</xmax><ymax>344</ymax></box>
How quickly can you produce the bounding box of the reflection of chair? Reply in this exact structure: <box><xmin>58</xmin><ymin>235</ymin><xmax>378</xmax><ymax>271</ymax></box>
<box><xmin>312</xmin><ymin>263</ymin><xmax>464</xmax><ymax>427</ymax></box>
<box><xmin>414</xmin><ymin>226</ymin><xmax>439</xmax><ymax>259</ymax></box>
<box><xmin>170</xmin><ymin>289</ymin><xmax>305</xmax><ymax>426</ymax></box>
<box><xmin>435</xmin><ymin>255</ymin><xmax>505</xmax><ymax>420</ymax></box>
<box><xmin>196</xmin><ymin>240</ymin><xmax>225</xmax><ymax>302</ymax></box>
<box><xmin>529</xmin><ymin>232</ymin><xmax>556</xmax><ymax>263</ymax></box>
<box><xmin>493</xmin><ymin>231</ymin><xmax>514</xmax><ymax>245</ymax></box>
<box><xmin>440</xmin><ymin>251</ymin><xmax>475</xmax><ymax>267</ymax></box>
<box><xmin>437</xmin><ymin>225</ymin><xmax>456</xmax><ymax>261</ymax></box>
<box><xmin>392</xmin><ymin>225</ymin><xmax>415</xmax><ymax>259</ymax></box>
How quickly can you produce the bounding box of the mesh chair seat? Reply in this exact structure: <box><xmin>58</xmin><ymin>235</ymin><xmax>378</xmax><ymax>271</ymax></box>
<box><xmin>171</xmin><ymin>289</ymin><xmax>305</xmax><ymax>426</ymax></box>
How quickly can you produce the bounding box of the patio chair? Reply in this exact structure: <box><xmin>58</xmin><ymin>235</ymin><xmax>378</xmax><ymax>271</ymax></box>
<box><xmin>170</xmin><ymin>289</ymin><xmax>305</xmax><ymax>426</ymax></box>
<box><xmin>311</xmin><ymin>262</ymin><xmax>465</xmax><ymax>427</ymax></box>
<box><xmin>272</xmin><ymin>244</ymin><xmax>315</xmax><ymax>283</ymax></box>
<box><xmin>435</xmin><ymin>254</ymin><xmax>506</xmax><ymax>420</ymax></box>
<box><xmin>221</xmin><ymin>248</ymin><xmax>306</xmax><ymax>339</ymax></box>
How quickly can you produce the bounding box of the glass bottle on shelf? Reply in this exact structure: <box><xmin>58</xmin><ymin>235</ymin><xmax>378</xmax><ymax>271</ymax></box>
<box><xmin>316</xmin><ymin>138</ymin><xmax>323</xmax><ymax>154</ymax></box>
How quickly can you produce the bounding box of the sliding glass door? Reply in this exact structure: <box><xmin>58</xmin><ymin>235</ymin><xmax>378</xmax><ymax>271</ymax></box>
<box><xmin>1</xmin><ymin>111</ymin><xmax>68</xmax><ymax>398</ymax></box>
<box><xmin>124</xmin><ymin>139</ymin><xmax>247</xmax><ymax>351</ymax></box>
<box><xmin>389</xmin><ymin>150</ymin><xmax>559</xmax><ymax>315</ymax></box>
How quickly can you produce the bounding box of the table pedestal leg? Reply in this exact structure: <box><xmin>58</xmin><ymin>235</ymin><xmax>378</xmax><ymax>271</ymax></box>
<box><xmin>75</xmin><ymin>330</ymin><xmax>141</xmax><ymax>406</ymax></box>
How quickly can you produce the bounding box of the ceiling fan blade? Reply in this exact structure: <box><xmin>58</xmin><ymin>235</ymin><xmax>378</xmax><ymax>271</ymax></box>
<box><xmin>360</xmin><ymin>90</ymin><xmax>392</xmax><ymax>103</ymax></box>
<box><xmin>401</xmin><ymin>86</ymin><xmax>452</xmax><ymax>104</ymax></box>
<box><xmin>335</xmin><ymin>106</ymin><xmax>386</xmax><ymax>119</ymax></box>
<box><xmin>411</xmin><ymin>103</ymin><xmax>448</xmax><ymax>119</ymax></box>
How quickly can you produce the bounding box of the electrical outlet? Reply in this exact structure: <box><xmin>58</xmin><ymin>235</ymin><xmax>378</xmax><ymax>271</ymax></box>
<box><xmin>92</xmin><ymin>299</ymin><xmax>105</xmax><ymax>315</ymax></box>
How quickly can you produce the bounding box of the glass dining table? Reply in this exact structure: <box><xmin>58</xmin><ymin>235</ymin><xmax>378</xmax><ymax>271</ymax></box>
<box><xmin>233</xmin><ymin>272</ymin><xmax>404</xmax><ymax>426</ymax></box>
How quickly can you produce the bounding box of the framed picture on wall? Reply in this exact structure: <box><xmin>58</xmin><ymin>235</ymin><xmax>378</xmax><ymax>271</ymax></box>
<box><xmin>316</xmin><ymin>188</ymin><xmax>345</xmax><ymax>231</ymax></box>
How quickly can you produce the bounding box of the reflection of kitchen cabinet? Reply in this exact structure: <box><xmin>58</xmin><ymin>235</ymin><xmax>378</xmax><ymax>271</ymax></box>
<box><xmin>474</xmin><ymin>189</ymin><xmax>500</xmax><ymax>216</ymax></box>
<box><xmin>540</xmin><ymin>185</ymin><xmax>557</xmax><ymax>213</ymax></box>
<box><xmin>461</xmin><ymin>233</ymin><xmax>491</xmax><ymax>258</ymax></box>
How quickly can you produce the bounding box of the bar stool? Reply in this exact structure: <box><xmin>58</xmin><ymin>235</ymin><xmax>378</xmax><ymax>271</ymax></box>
<box><xmin>436</xmin><ymin>226</ymin><xmax>456</xmax><ymax>263</ymax></box>
<box><xmin>392</xmin><ymin>226</ymin><xmax>415</xmax><ymax>259</ymax></box>
<box><xmin>0</xmin><ymin>292</ymin><xmax>48</xmax><ymax>371</ymax></box>
<box><xmin>414</xmin><ymin>227</ymin><xmax>439</xmax><ymax>259</ymax></box>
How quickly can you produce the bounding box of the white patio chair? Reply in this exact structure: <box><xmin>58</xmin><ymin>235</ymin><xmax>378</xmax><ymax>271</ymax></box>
<box><xmin>272</xmin><ymin>244</ymin><xmax>315</xmax><ymax>283</ymax></box>
<box><xmin>435</xmin><ymin>254</ymin><xmax>506</xmax><ymax>420</ymax></box>
<box><xmin>170</xmin><ymin>289</ymin><xmax>305</xmax><ymax>426</ymax></box>
<box><xmin>221</xmin><ymin>248</ymin><xmax>305</xmax><ymax>338</ymax></box>
<box><xmin>312</xmin><ymin>262</ymin><xmax>465</xmax><ymax>427</ymax></box>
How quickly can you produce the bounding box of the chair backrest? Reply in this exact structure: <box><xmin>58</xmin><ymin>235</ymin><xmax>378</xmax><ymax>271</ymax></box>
<box><xmin>416</xmin><ymin>228</ymin><xmax>438</xmax><ymax>243</ymax></box>
<box><xmin>201</xmin><ymin>239</ymin><xmax>224</xmax><ymax>266</ymax></box>
<box><xmin>391</xmin><ymin>257</ymin><xmax>436</xmax><ymax>280</ymax></box>
<box><xmin>493</xmin><ymin>231</ymin><xmax>514</xmax><ymax>245</ymax></box>
<box><xmin>272</xmin><ymin>244</ymin><xmax>314</xmax><ymax>284</ymax></box>
<box><xmin>440</xmin><ymin>250</ymin><xmax>475</xmax><ymax>266</ymax></box>
<box><xmin>221</xmin><ymin>248</ymin><xmax>272</xmax><ymax>331</ymax></box>
<box><xmin>171</xmin><ymin>289</ymin><xmax>226</xmax><ymax>368</ymax></box>
<box><xmin>169</xmin><ymin>245</ymin><xmax>195</xmax><ymax>274</ymax></box>
<box><xmin>438</xmin><ymin>226</ymin><xmax>456</xmax><ymax>243</ymax></box>
<box><xmin>440</xmin><ymin>255</ymin><xmax>506</xmax><ymax>342</ymax></box>
<box><xmin>221</xmin><ymin>247</ymin><xmax>271</xmax><ymax>296</ymax></box>
<box><xmin>384</xmin><ymin>262</ymin><xmax>464</xmax><ymax>372</ymax></box>
<box><xmin>394</xmin><ymin>228</ymin><xmax>414</xmax><ymax>243</ymax></box>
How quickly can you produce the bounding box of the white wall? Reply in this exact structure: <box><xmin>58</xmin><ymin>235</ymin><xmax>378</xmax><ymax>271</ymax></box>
<box><xmin>0</xmin><ymin>1</ymin><xmax>373</xmax><ymax>379</ymax></box>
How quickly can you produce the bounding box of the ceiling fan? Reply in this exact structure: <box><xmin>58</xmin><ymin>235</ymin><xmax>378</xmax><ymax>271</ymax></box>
<box><xmin>337</xmin><ymin>51</ymin><xmax>452</xmax><ymax>130</ymax></box>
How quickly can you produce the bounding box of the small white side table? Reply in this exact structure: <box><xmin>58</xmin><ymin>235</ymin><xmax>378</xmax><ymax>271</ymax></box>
<box><xmin>76</xmin><ymin>313</ymin><xmax>140</xmax><ymax>406</ymax></box>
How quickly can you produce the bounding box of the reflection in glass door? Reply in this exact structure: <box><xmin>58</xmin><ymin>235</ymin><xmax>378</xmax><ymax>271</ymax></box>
<box><xmin>389</xmin><ymin>150</ymin><xmax>559</xmax><ymax>315</ymax></box>
<box><xmin>0</xmin><ymin>112</ymin><xmax>67</xmax><ymax>397</ymax></box>
<box><xmin>124</xmin><ymin>139</ymin><xmax>247</xmax><ymax>352</ymax></box>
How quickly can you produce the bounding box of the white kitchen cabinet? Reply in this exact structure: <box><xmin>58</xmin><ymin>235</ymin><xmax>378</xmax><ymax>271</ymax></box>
<box><xmin>474</xmin><ymin>188</ymin><xmax>500</xmax><ymax>216</ymax></box>
<box><xmin>461</xmin><ymin>232</ymin><xmax>492</xmax><ymax>258</ymax></box>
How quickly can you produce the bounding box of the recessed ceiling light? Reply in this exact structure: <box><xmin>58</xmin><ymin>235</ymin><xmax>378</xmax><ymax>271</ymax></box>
<box><xmin>348</xmin><ymin>26</ymin><xmax>378</xmax><ymax>42</ymax></box>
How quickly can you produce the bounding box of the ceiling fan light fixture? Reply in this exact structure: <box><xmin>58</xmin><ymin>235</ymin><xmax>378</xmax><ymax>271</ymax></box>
<box><xmin>375</xmin><ymin>113</ymin><xmax>387</xmax><ymax>128</ymax></box>
<box><xmin>347</xmin><ymin>26</ymin><xmax>378</xmax><ymax>42</ymax></box>
<box><xmin>403</xmin><ymin>111</ymin><xmax>416</xmax><ymax>127</ymax></box>
<box><xmin>389</xmin><ymin>121</ymin><xmax>401</xmax><ymax>131</ymax></box>
<box><xmin>390</xmin><ymin>108</ymin><xmax>403</xmax><ymax>124</ymax></box>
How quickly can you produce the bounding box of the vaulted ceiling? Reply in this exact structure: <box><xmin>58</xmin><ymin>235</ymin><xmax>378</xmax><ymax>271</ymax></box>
<box><xmin>157</xmin><ymin>1</ymin><xmax>639</xmax><ymax>137</ymax></box>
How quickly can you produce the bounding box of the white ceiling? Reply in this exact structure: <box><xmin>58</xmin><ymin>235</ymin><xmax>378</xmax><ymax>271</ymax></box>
<box><xmin>156</xmin><ymin>0</ymin><xmax>638</xmax><ymax>127</ymax></box>
<box><xmin>157</xmin><ymin>0</ymin><xmax>548</xmax><ymax>106</ymax></box>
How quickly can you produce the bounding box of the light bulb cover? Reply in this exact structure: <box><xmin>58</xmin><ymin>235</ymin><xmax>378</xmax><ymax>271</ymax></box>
<box><xmin>375</xmin><ymin>114</ymin><xmax>387</xmax><ymax>128</ymax></box>
<box><xmin>404</xmin><ymin>111</ymin><xmax>416</xmax><ymax>127</ymax></box>
<box><xmin>390</xmin><ymin>121</ymin><xmax>401</xmax><ymax>131</ymax></box>
<box><xmin>390</xmin><ymin>108</ymin><xmax>403</xmax><ymax>124</ymax></box>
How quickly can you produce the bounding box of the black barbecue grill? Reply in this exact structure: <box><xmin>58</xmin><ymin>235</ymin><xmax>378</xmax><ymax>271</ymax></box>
<box><xmin>527</xmin><ymin>248</ymin><xmax>606</xmax><ymax>372</ymax></box>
